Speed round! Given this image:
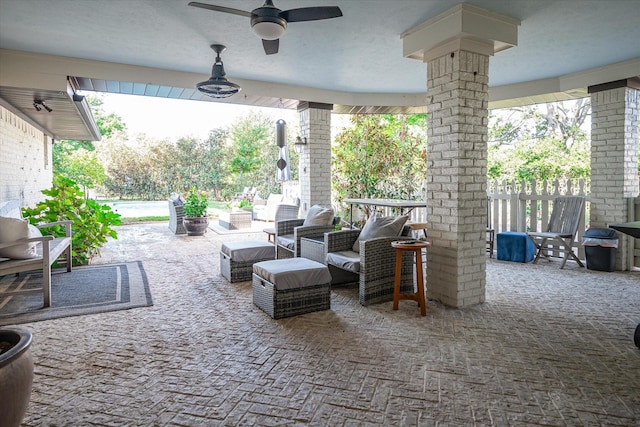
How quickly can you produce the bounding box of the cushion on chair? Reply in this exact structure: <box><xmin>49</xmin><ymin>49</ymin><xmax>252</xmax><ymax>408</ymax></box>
<box><xmin>276</xmin><ymin>234</ymin><xmax>296</xmax><ymax>250</ymax></box>
<box><xmin>303</xmin><ymin>205</ymin><xmax>334</xmax><ymax>226</ymax></box>
<box><xmin>0</xmin><ymin>217</ymin><xmax>41</xmax><ymax>259</ymax></box>
<box><xmin>352</xmin><ymin>214</ymin><xmax>409</xmax><ymax>253</ymax></box>
<box><xmin>326</xmin><ymin>250</ymin><xmax>361</xmax><ymax>273</ymax></box>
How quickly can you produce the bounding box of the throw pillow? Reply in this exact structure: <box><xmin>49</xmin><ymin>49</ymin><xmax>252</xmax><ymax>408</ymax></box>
<box><xmin>303</xmin><ymin>205</ymin><xmax>334</xmax><ymax>226</ymax></box>
<box><xmin>352</xmin><ymin>214</ymin><xmax>409</xmax><ymax>253</ymax></box>
<box><xmin>0</xmin><ymin>217</ymin><xmax>42</xmax><ymax>259</ymax></box>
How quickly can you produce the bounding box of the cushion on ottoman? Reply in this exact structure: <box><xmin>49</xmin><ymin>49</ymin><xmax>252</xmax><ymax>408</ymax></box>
<box><xmin>220</xmin><ymin>240</ymin><xmax>275</xmax><ymax>282</ymax></box>
<box><xmin>253</xmin><ymin>258</ymin><xmax>331</xmax><ymax>319</ymax></box>
<box><xmin>497</xmin><ymin>232</ymin><xmax>535</xmax><ymax>263</ymax></box>
<box><xmin>253</xmin><ymin>258</ymin><xmax>331</xmax><ymax>290</ymax></box>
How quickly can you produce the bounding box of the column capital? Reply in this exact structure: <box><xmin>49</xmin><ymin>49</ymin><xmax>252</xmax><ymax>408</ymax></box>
<box><xmin>297</xmin><ymin>101</ymin><xmax>333</xmax><ymax>111</ymax></box>
<box><xmin>401</xmin><ymin>3</ymin><xmax>520</xmax><ymax>63</ymax></box>
<box><xmin>588</xmin><ymin>77</ymin><xmax>640</xmax><ymax>93</ymax></box>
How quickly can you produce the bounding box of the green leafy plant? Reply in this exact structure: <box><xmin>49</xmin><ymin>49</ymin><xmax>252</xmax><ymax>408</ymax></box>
<box><xmin>238</xmin><ymin>199</ymin><xmax>253</xmax><ymax>210</ymax></box>
<box><xmin>21</xmin><ymin>175</ymin><xmax>122</xmax><ymax>266</ymax></box>
<box><xmin>183</xmin><ymin>187</ymin><xmax>209</xmax><ymax>218</ymax></box>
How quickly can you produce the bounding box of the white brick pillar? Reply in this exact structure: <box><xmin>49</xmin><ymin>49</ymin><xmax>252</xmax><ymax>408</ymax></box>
<box><xmin>425</xmin><ymin>50</ymin><xmax>489</xmax><ymax>307</ymax></box>
<box><xmin>589</xmin><ymin>80</ymin><xmax>640</xmax><ymax>270</ymax></box>
<box><xmin>297</xmin><ymin>101</ymin><xmax>332</xmax><ymax>216</ymax></box>
<box><xmin>401</xmin><ymin>3</ymin><xmax>519</xmax><ymax>307</ymax></box>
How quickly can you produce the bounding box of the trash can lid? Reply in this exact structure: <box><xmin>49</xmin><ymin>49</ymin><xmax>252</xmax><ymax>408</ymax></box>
<box><xmin>583</xmin><ymin>228</ymin><xmax>617</xmax><ymax>239</ymax></box>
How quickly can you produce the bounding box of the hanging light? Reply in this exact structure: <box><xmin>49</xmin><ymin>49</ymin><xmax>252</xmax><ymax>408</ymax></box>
<box><xmin>196</xmin><ymin>44</ymin><xmax>241</xmax><ymax>99</ymax></box>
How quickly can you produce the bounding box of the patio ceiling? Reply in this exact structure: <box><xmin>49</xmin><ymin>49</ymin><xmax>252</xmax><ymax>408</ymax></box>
<box><xmin>0</xmin><ymin>0</ymin><xmax>639</xmax><ymax>141</ymax></box>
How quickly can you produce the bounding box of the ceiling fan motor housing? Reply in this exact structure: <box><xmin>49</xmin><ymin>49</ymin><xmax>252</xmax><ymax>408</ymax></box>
<box><xmin>250</xmin><ymin>7</ymin><xmax>286</xmax><ymax>40</ymax></box>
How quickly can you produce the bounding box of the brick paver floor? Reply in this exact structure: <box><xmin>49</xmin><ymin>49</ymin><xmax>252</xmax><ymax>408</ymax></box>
<box><xmin>16</xmin><ymin>222</ymin><xmax>640</xmax><ymax>426</ymax></box>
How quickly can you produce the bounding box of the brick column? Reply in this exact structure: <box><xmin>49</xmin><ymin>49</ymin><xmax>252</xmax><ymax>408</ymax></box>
<box><xmin>401</xmin><ymin>3</ymin><xmax>519</xmax><ymax>307</ymax></box>
<box><xmin>297</xmin><ymin>102</ymin><xmax>332</xmax><ymax>216</ymax></box>
<box><xmin>425</xmin><ymin>50</ymin><xmax>489</xmax><ymax>307</ymax></box>
<box><xmin>589</xmin><ymin>81</ymin><xmax>640</xmax><ymax>270</ymax></box>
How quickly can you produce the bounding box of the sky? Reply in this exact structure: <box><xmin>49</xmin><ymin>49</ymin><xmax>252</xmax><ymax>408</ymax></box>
<box><xmin>98</xmin><ymin>92</ymin><xmax>299</xmax><ymax>141</ymax></box>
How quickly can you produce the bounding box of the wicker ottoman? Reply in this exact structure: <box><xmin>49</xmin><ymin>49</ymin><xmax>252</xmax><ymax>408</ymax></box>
<box><xmin>220</xmin><ymin>240</ymin><xmax>275</xmax><ymax>283</ymax></box>
<box><xmin>253</xmin><ymin>258</ymin><xmax>332</xmax><ymax>319</ymax></box>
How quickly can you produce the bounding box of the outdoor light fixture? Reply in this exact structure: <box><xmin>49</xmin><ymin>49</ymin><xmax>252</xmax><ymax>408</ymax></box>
<box><xmin>196</xmin><ymin>44</ymin><xmax>241</xmax><ymax>99</ymax></box>
<box><xmin>294</xmin><ymin>136</ymin><xmax>307</xmax><ymax>153</ymax></box>
<box><xmin>33</xmin><ymin>99</ymin><xmax>52</xmax><ymax>112</ymax></box>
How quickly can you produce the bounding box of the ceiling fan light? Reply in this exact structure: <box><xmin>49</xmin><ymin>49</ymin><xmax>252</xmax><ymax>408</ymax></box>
<box><xmin>252</xmin><ymin>20</ymin><xmax>285</xmax><ymax>40</ymax></box>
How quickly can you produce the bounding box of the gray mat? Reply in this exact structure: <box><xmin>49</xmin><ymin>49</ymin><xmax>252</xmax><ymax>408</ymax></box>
<box><xmin>0</xmin><ymin>261</ymin><xmax>152</xmax><ymax>325</ymax></box>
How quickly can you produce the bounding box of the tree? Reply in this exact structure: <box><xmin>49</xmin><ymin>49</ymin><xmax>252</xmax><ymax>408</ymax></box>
<box><xmin>53</xmin><ymin>95</ymin><xmax>127</xmax><ymax>197</ymax></box>
<box><xmin>332</xmin><ymin>114</ymin><xmax>427</xmax><ymax>217</ymax></box>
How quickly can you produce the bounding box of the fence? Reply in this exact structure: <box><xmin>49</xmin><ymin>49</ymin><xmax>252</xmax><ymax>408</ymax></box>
<box><xmin>488</xmin><ymin>179</ymin><xmax>639</xmax><ymax>269</ymax></box>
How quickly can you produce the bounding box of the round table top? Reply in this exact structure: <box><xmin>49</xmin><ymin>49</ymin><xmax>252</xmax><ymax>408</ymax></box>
<box><xmin>391</xmin><ymin>240</ymin><xmax>432</xmax><ymax>249</ymax></box>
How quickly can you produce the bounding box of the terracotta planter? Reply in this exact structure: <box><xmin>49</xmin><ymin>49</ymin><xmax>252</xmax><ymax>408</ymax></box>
<box><xmin>0</xmin><ymin>327</ymin><xmax>34</xmax><ymax>427</ymax></box>
<box><xmin>183</xmin><ymin>216</ymin><xmax>209</xmax><ymax>236</ymax></box>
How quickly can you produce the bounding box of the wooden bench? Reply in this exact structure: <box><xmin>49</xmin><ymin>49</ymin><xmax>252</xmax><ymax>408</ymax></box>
<box><xmin>0</xmin><ymin>200</ymin><xmax>72</xmax><ymax>307</ymax></box>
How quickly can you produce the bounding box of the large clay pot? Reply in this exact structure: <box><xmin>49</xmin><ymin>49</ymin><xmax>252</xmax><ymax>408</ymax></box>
<box><xmin>0</xmin><ymin>327</ymin><xmax>34</xmax><ymax>427</ymax></box>
<box><xmin>183</xmin><ymin>216</ymin><xmax>209</xmax><ymax>236</ymax></box>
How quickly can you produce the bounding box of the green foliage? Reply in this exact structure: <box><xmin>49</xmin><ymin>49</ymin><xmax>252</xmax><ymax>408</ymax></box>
<box><xmin>238</xmin><ymin>199</ymin><xmax>253</xmax><ymax>210</ymax></box>
<box><xmin>182</xmin><ymin>187</ymin><xmax>209</xmax><ymax>218</ymax></box>
<box><xmin>53</xmin><ymin>95</ymin><xmax>126</xmax><ymax>196</ymax></box>
<box><xmin>488</xmin><ymin>137</ymin><xmax>590</xmax><ymax>182</ymax></box>
<box><xmin>332</xmin><ymin>114</ymin><xmax>427</xmax><ymax>217</ymax></box>
<box><xmin>21</xmin><ymin>176</ymin><xmax>122</xmax><ymax>265</ymax></box>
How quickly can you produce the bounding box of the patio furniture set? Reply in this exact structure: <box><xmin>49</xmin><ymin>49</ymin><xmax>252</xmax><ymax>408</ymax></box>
<box><xmin>219</xmin><ymin>202</ymin><xmax>427</xmax><ymax>319</ymax></box>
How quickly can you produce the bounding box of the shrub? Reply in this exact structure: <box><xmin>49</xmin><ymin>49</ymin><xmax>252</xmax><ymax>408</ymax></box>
<box><xmin>22</xmin><ymin>176</ymin><xmax>122</xmax><ymax>265</ymax></box>
<box><xmin>183</xmin><ymin>187</ymin><xmax>209</xmax><ymax>218</ymax></box>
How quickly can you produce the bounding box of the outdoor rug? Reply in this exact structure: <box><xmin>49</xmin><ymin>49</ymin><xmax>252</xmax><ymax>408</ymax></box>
<box><xmin>0</xmin><ymin>261</ymin><xmax>152</xmax><ymax>326</ymax></box>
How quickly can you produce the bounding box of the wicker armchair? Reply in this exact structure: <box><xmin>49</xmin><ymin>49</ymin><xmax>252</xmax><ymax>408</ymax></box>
<box><xmin>324</xmin><ymin>226</ymin><xmax>414</xmax><ymax>306</ymax></box>
<box><xmin>275</xmin><ymin>218</ymin><xmax>337</xmax><ymax>259</ymax></box>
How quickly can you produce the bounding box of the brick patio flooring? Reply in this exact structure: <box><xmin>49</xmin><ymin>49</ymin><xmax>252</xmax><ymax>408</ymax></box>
<box><xmin>16</xmin><ymin>222</ymin><xmax>640</xmax><ymax>426</ymax></box>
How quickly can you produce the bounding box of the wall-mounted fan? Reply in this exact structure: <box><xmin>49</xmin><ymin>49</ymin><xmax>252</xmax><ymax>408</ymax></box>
<box><xmin>188</xmin><ymin>0</ymin><xmax>343</xmax><ymax>55</ymax></box>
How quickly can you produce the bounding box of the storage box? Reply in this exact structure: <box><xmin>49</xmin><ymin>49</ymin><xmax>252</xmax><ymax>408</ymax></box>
<box><xmin>220</xmin><ymin>241</ymin><xmax>275</xmax><ymax>282</ymax></box>
<box><xmin>252</xmin><ymin>258</ymin><xmax>331</xmax><ymax>319</ymax></box>
<box><xmin>497</xmin><ymin>232</ymin><xmax>535</xmax><ymax>263</ymax></box>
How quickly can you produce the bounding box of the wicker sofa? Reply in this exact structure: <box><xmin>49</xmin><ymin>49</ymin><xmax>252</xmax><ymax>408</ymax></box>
<box><xmin>324</xmin><ymin>225</ymin><xmax>415</xmax><ymax>306</ymax></box>
<box><xmin>252</xmin><ymin>194</ymin><xmax>299</xmax><ymax>222</ymax></box>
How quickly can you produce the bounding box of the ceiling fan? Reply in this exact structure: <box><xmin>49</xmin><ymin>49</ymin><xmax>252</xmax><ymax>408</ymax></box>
<box><xmin>188</xmin><ymin>0</ymin><xmax>343</xmax><ymax>55</ymax></box>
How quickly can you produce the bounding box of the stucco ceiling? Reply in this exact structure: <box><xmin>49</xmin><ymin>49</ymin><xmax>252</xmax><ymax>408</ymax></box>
<box><xmin>0</xmin><ymin>0</ymin><xmax>639</xmax><ymax>140</ymax></box>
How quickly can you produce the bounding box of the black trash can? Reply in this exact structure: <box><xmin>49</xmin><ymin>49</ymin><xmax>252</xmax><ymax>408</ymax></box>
<box><xmin>582</xmin><ymin>228</ymin><xmax>618</xmax><ymax>272</ymax></box>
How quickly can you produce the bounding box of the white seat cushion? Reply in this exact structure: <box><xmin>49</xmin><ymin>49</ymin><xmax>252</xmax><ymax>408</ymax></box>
<box><xmin>276</xmin><ymin>235</ymin><xmax>295</xmax><ymax>250</ymax></box>
<box><xmin>253</xmin><ymin>258</ymin><xmax>331</xmax><ymax>290</ymax></box>
<box><xmin>221</xmin><ymin>240</ymin><xmax>274</xmax><ymax>262</ymax></box>
<box><xmin>326</xmin><ymin>250</ymin><xmax>360</xmax><ymax>273</ymax></box>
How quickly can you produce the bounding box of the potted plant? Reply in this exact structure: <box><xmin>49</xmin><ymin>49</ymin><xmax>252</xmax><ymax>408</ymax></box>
<box><xmin>0</xmin><ymin>327</ymin><xmax>34</xmax><ymax>427</ymax></box>
<box><xmin>182</xmin><ymin>187</ymin><xmax>209</xmax><ymax>236</ymax></box>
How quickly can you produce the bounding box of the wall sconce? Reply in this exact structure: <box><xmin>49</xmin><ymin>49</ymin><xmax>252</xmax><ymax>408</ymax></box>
<box><xmin>294</xmin><ymin>136</ymin><xmax>307</xmax><ymax>153</ymax></box>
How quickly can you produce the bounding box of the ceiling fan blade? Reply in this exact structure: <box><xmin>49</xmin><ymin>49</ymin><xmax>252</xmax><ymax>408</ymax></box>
<box><xmin>281</xmin><ymin>6</ymin><xmax>342</xmax><ymax>23</ymax></box>
<box><xmin>187</xmin><ymin>2</ymin><xmax>252</xmax><ymax>18</ymax></box>
<box><xmin>262</xmin><ymin>39</ymin><xmax>279</xmax><ymax>55</ymax></box>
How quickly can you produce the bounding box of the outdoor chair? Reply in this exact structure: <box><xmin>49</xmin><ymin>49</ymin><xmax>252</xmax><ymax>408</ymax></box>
<box><xmin>527</xmin><ymin>196</ymin><xmax>585</xmax><ymax>269</ymax></box>
<box><xmin>275</xmin><ymin>205</ymin><xmax>336</xmax><ymax>259</ymax></box>
<box><xmin>325</xmin><ymin>215</ymin><xmax>415</xmax><ymax>306</ymax></box>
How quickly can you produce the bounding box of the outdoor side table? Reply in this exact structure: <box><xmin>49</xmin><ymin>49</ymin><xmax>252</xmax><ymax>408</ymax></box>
<box><xmin>263</xmin><ymin>227</ymin><xmax>275</xmax><ymax>243</ymax></box>
<box><xmin>301</xmin><ymin>236</ymin><xmax>326</xmax><ymax>264</ymax></box>
<box><xmin>218</xmin><ymin>210</ymin><xmax>252</xmax><ymax>230</ymax></box>
<box><xmin>391</xmin><ymin>240</ymin><xmax>431</xmax><ymax>316</ymax></box>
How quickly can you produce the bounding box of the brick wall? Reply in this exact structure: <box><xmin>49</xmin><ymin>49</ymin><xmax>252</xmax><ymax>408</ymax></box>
<box><xmin>426</xmin><ymin>50</ymin><xmax>489</xmax><ymax>308</ymax></box>
<box><xmin>298</xmin><ymin>106</ymin><xmax>332</xmax><ymax>215</ymax></box>
<box><xmin>0</xmin><ymin>105</ymin><xmax>53</xmax><ymax>207</ymax></box>
<box><xmin>590</xmin><ymin>86</ymin><xmax>639</xmax><ymax>270</ymax></box>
